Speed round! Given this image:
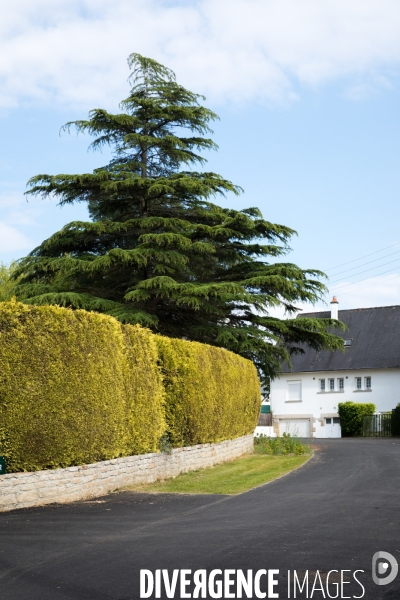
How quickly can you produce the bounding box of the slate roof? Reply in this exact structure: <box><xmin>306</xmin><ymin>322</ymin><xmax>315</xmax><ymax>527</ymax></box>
<box><xmin>282</xmin><ymin>305</ymin><xmax>400</xmax><ymax>373</ymax></box>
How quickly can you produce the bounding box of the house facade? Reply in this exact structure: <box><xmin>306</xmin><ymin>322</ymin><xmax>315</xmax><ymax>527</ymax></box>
<box><xmin>270</xmin><ymin>300</ymin><xmax>400</xmax><ymax>438</ymax></box>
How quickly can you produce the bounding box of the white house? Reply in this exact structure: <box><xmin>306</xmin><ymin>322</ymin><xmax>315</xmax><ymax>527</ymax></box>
<box><xmin>270</xmin><ymin>299</ymin><xmax>400</xmax><ymax>438</ymax></box>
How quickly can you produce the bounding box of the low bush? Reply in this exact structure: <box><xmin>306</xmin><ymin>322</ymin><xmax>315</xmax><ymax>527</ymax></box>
<box><xmin>338</xmin><ymin>401</ymin><xmax>375</xmax><ymax>436</ymax></box>
<box><xmin>254</xmin><ymin>433</ymin><xmax>311</xmax><ymax>456</ymax></box>
<box><xmin>392</xmin><ymin>404</ymin><xmax>400</xmax><ymax>437</ymax></box>
<box><xmin>156</xmin><ymin>336</ymin><xmax>260</xmax><ymax>447</ymax></box>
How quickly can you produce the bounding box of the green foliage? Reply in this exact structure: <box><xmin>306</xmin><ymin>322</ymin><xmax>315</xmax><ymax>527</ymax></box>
<box><xmin>0</xmin><ymin>262</ymin><xmax>22</xmax><ymax>301</ymax></box>
<box><xmin>338</xmin><ymin>401</ymin><xmax>375</xmax><ymax>437</ymax></box>
<box><xmin>0</xmin><ymin>301</ymin><xmax>165</xmax><ymax>472</ymax></box>
<box><xmin>0</xmin><ymin>301</ymin><xmax>260</xmax><ymax>472</ymax></box>
<box><xmin>392</xmin><ymin>404</ymin><xmax>400</xmax><ymax>437</ymax></box>
<box><xmin>155</xmin><ymin>335</ymin><xmax>260</xmax><ymax>447</ymax></box>
<box><xmin>254</xmin><ymin>433</ymin><xmax>311</xmax><ymax>455</ymax></box>
<box><xmin>121</xmin><ymin>323</ymin><xmax>166</xmax><ymax>455</ymax></box>
<box><xmin>14</xmin><ymin>53</ymin><xmax>345</xmax><ymax>383</ymax></box>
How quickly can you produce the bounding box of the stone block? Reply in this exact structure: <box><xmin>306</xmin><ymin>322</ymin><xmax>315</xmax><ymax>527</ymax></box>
<box><xmin>0</xmin><ymin>493</ymin><xmax>17</xmax><ymax>506</ymax></box>
<box><xmin>17</xmin><ymin>490</ymin><xmax>39</xmax><ymax>503</ymax></box>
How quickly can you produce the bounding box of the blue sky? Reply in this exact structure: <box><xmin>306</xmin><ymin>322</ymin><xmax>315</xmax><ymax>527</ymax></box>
<box><xmin>2</xmin><ymin>0</ymin><xmax>400</xmax><ymax>313</ymax></box>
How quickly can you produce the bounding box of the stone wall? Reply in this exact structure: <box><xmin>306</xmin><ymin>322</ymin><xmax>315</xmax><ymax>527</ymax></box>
<box><xmin>0</xmin><ymin>434</ymin><xmax>254</xmax><ymax>512</ymax></box>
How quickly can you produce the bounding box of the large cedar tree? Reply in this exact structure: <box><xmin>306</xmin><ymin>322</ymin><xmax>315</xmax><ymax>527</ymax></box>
<box><xmin>15</xmin><ymin>54</ymin><xmax>343</xmax><ymax>380</ymax></box>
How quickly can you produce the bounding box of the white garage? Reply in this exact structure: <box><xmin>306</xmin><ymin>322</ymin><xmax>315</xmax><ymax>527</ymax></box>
<box><xmin>279</xmin><ymin>418</ymin><xmax>311</xmax><ymax>438</ymax></box>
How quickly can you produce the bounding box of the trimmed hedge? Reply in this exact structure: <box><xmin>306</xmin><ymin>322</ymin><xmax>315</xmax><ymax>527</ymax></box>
<box><xmin>392</xmin><ymin>404</ymin><xmax>400</xmax><ymax>437</ymax></box>
<box><xmin>0</xmin><ymin>302</ymin><xmax>260</xmax><ymax>472</ymax></box>
<box><xmin>338</xmin><ymin>401</ymin><xmax>375</xmax><ymax>437</ymax></box>
<box><xmin>156</xmin><ymin>336</ymin><xmax>260</xmax><ymax>447</ymax></box>
<box><xmin>0</xmin><ymin>302</ymin><xmax>165</xmax><ymax>472</ymax></box>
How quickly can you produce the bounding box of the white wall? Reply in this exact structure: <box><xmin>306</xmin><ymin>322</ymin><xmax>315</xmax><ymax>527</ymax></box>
<box><xmin>270</xmin><ymin>368</ymin><xmax>400</xmax><ymax>438</ymax></box>
<box><xmin>254</xmin><ymin>426</ymin><xmax>276</xmax><ymax>438</ymax></box>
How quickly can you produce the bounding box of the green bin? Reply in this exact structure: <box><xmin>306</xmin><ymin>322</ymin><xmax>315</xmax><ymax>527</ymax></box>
<box><xmin>0</xmin><ymin>457</ymin><xmax>6</xmax><ymax>475</ymax></box>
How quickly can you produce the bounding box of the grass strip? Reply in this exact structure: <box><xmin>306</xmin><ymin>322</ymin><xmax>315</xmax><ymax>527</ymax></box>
<box><xmin>127</xmin><ymin>453</ymin><xmax>311</xmax><ymax>495</ymax></box>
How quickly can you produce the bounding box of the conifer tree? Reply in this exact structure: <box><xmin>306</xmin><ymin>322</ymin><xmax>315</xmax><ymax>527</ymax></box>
<box><xmin>15</xmin><ymin>54</ymin><xmax>344</xmax><ymax>381</ymax></box>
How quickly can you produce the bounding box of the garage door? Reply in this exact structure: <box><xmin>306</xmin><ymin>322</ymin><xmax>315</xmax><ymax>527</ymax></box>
<box><xmin>279</xmin><ymin>419</ymin><xmax>311</xmax><ymax>438</ymax></box>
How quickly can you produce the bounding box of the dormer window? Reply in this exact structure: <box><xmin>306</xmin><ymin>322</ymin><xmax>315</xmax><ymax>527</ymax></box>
<box><xmin>344</xmin><ymin>339</ymin><xmax>352</xmax><ymax>346</ymax></box>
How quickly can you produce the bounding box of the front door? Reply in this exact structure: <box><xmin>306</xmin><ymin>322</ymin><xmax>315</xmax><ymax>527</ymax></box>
<box><xmin>325</xmin><ymin>417</ymin><xmax>341</xmax><ymax>438</ymax></box>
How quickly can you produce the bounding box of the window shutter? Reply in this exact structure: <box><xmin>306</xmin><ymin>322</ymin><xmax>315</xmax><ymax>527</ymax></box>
<box><xmin>287</xmin><ymin>381</ymin><xmax>302</xmax><ymax>400</ymax></box>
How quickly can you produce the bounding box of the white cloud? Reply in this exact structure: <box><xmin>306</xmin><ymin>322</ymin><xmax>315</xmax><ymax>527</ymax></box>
<box><xmin>0</xmin><ymin>191</ymin><xmax>48</xmax><ymax>255</ymax></box>
<box><xmin>0</xmin><ymin>191</ymin><xmax>44</xmax><ymax>224</ymax></box>
<box><xmin>1</xmin><ymin>0</ymin><xmax>400</xmax><ymax>109</ymax></box>
<box><xmin>0</xmin><ymin>223</ymin><xmax>33</xmax><ymax>253</ymax></box>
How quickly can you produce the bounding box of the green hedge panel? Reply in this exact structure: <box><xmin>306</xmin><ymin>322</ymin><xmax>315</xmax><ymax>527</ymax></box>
<box><xmin>338</xmin><ymin>401</ymin><xmax>376</xmax><ymax>437</ymax></box>
<box><xmin>392</xmin><ymin>404</ymin><xmax>400</xmax><ymax>437</ymax></box>
<box><xmin>0</xmin><ymin>302</ymin><xmax>260</xmax><ymax>472</ymax></box>
<box><xmin>122</xmin><ymin>324</ymin><xmax>166</xmax><ymax>455</ymax></box>
<box><xmin>156</xmin><ymin>336</ymin><xmax>260</xmax><ymax>447</ymax></box>
<box><xmin>0</xmin><ymin>302</ymin><xmax>165</xmax><ymax>471</ymax></box>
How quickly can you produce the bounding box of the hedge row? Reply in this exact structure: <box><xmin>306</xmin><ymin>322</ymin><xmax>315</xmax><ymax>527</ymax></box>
<box><xmin>0</xmin><ymin>302</ymin><xmax>165</xmax><ymax>471</ymax></box>
<box><xmin>0</xmin><ymin>302</ymin><xmax>260</xmax><ymax>472</ymax></box>
<box><xmin>156</xmin><ymin>336</ymin><xmax>260</xmax><ymax>447</ymax></box>
<box><xmin>338</xmin><ymin>401</ymin><xmax>375</xmax><ymax>436</ymax></box>
<box><xmin>392</xmin><ymin>404</ymin><xmax>400</xmax><ymax>437</ymax></box>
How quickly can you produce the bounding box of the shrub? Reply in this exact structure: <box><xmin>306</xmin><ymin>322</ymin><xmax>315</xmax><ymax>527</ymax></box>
<box><xmin>392</xmin><ymin>404</ymin><xmax>400</xmax><ymax>437</ymax></box>
<box><xmin>0</xmin><ymin>301</ymin><xmax>260</xmax><ymax>472</ymax></box>
<box><xmin>155</xmin><ymin>336</ymin><xmax>260</xmax><ymax>447</ymax></box>
<box><xmin>254</xmin><ymin>433</ymin><xmax>311</xmax><ymax>456</ymax></box>
<box><xmin>0</xmin><ymin>301</ymin><xmax>165</xmax><ymax>471</ymax></box>
<box><xmin>0</xmin><ymin>262</ymin><xmax>22</xmax><ymax>301</ymax></box>
<box><xmin>338</xmin><ymin>401</ymin><xmax>375</xmax><ymax>436</ymax></box>
<box><xmin>122</xmin><ymin>324</ymin><xmax>166</xmax><ymax>455</ymax></box>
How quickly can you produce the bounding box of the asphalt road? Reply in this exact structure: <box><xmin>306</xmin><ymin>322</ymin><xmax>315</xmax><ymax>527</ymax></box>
<box><xmin>0</xmin><ymin>438</ymin><xmax>399</xmax><ymax>599</ymax></box>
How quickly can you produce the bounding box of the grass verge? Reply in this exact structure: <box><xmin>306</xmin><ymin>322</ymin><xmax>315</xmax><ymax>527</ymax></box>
<box><xmin>127</xmin><ymin>453</ymin><xmax>311</xmax><ymax>495</ymax></box>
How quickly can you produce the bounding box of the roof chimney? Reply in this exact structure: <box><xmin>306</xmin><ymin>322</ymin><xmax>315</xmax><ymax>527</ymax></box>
<box><xmin>330</xmin><ymin>296</ymin><xmax>339</xmax><ymax>320</ymax></box>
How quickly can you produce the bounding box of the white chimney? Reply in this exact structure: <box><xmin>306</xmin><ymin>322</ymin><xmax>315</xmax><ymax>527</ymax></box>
<box><xmin>330</xmin><ymin>296</ymin><xmax>339</xmax><ymax>320</ymax></box>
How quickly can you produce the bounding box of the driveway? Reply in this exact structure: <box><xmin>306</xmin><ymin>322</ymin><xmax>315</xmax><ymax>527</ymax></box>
<box><xmin>0</xmin><ymin>438</ymin><xmax>399</xmax><ymax>599</ymax></box>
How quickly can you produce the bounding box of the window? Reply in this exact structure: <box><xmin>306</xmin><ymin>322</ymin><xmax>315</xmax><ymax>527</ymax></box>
<box><xmin>329</xmin><ymin>378</ymin><xmax>335</xmax><ymax>391</ymax></box>
<box><xmin>320</xmin><ymin>379</ymin><xmax>325</xmax><ymax>392</ymax></box>
<box><xmin>287</xmin><ymin>380</ymin><xmax>302</xmax><ymax>401</ymax></box>
<box><xmin>354</xmin><ymin>376</ymin><xmax>371</xmax><ymax>391</ymax></box>
<box><xmin>333</xmin><ymin>417</ymin><xmax>340</xmax><ymax>424</ymax></box>
<box><xmin>338</xmin><ymin>378</ymin><xmax>344</xmax><ymax>391</ymax></box>
<box><xmin>344</xmin><ymin>339</ymin><xmax>352</xmax><ymax>346</ymax></box>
